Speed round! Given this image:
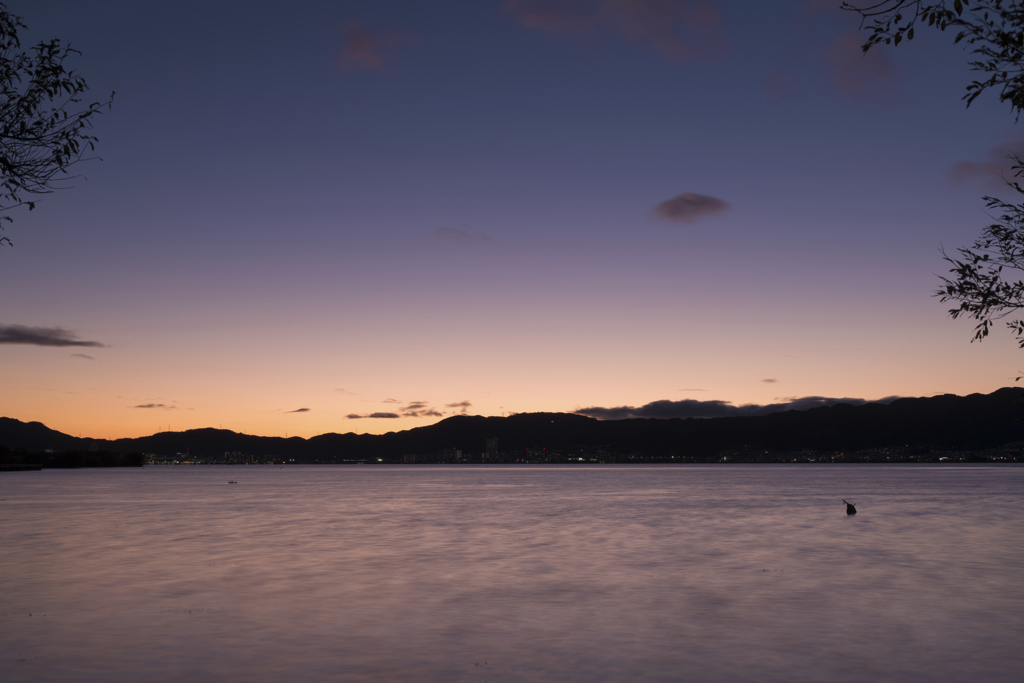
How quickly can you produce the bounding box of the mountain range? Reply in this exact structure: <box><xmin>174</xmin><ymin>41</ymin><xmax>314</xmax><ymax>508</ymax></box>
<box><xmin>3</xmin><ymin>388</ymin><xmax>1024</xmax><ymax>463</ymax></box>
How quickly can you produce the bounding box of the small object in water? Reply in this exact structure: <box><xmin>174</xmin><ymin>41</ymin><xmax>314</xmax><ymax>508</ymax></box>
<box><xmin>843</xmin><ymin>499</ymin><xmax>857</xmax><ymax>515</ymax></box>
<box><xmin>228</xmin><ymin>480</ymin><xmax>237</xmax><ymax>484</ymax></box>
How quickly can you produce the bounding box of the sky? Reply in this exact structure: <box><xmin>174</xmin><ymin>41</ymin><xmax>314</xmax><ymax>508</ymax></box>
<box><xmin>1</xmin><ymin>0</ymin><xmax>1022</xmax><ymax>439</ymax></box>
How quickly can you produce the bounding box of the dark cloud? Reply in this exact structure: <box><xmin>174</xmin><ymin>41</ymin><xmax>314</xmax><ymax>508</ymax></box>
<box><xmin>400</xmin><ymin>402</ymin><xmax>444</xmax><ymax>418</ymax></box>
<box><xmin>654</xmin><ymin>192</ymin><xmax>730</xmax><ymax>224</ymax></box>
<box><xmin>432</xmin><ymin>225</ymin><xmax>492</xmax><ymax>244</ymax></box>
<box><xmin>578</xmin><ymin>399</ymin><xmax>736</xmax><ymax>420</ymax></box>
<box><xmin>762</xmin><ymin>378</ymin><xmax>778</xmax><ymax>383</ymax></box>
<box><xmin>951</xmin><ymin>135</ymin><xmax>1024</xmax><ymax>195</ymax></box>
<box><xmin>71</xmin><ymin>353</ymin><xmax>96</xmax><ymax>361</ymax></box>
<box><xmin>405</xmin><ymin>408</ymin><xmax>444</xmax><ymax>418</ymax></box>
<box><xmin>575</xmin><ymin>395</ymin><xmax>901</xmax><ymax>419</ymax></box>
<box><xmin>285</xmin><ymin>408</ymin><xmax>310</xmax><ymax>413</ymax></box>
<box><xmin>353</xmin><ymin>400</ymin><xmax>446</xmax><ymax>419</ymax></box>
<box><xmin>504</xmin><ymin>0</ymin><xmax>726</xmax><ymax>61</ymax></box>
<box><xmin>446</xmin><ymin>400</ymin><xmax>472</xmax><ymax>414</ymax></box>
<box><xmin>0</xmin><ymin>324</ymin><xmax>105</xmax><ymax>347</ymax></box>
<box><xmin>825</xmin><ymin>30</ymin><xmax>902</xmax><ymax>107</ymax></box>
<box><xmin>134</xmin><ymin>403</ymin><xmax>176</xmax><ymax>410</ymax></box>
<box><xmin>336</xmin><ymin>21</ymin><xmax>414</xmax><ymax>72</ymax></box>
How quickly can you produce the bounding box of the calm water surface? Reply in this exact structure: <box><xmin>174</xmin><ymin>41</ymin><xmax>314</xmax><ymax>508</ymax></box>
<box><xmin>1</xmin><ymin>465</ymin><xmax>1021</xmax><ymax>682</ymax></box>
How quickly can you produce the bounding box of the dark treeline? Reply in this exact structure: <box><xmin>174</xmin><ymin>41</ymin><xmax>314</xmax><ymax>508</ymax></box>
<box><xmin>1</xmin><ymin>447</ymin><xmax>145</xmax><ymax>469</ymax></box>
<box><xmin>2</xmin><ymin>388</ymin><xmax>1024</xmax><ymax>465</ymax></box>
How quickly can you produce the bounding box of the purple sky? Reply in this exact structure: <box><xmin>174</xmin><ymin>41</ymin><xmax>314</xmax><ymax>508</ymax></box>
<box><xmin>1</xmin><ymin>0</ymin><xmax>1021</xmax><ymax>439</ymax></box>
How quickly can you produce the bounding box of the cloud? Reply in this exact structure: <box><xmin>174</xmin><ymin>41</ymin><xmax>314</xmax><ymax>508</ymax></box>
<box><xmin>399</xmin><ymin>401</ymin><xmax>444</xmax><ymax>418</ymax></box>
<box><xmin>70</xmin><ymin>353</ymin><xmax>96</xmax><ymax>361</ymax></box>
<box><xmin>0</xmin><ymin>324</ymin><xmax>105</xmax><ymax>347</ymax></box>
<box><xmin>357</xmin><ymin>399</ymin><xmax>447</xmax><ymax>418</ymax></box>
<box><xmin>404</xmin><ymin>408</ymin><xmax>444</xmax><ymax>418</ymax></box>
<box><xmin>951</xmin><ymin>135</ymin><xmax>1024</xmax><ymax>195</ymax></box>
<box><xmin>134</xmin><ymin>403</ymin><xmax>176</xmax><ymax>410</ymax></box>
<box><xmin>504</xmin><ymin>0</ymin><xmax>725</xmax><ymax>60</ymax></box>
<box><xmin>825</xmin><ymin>30</ymin><xmax>902</xmax><ymax>107</ymax></box>
<box><xmin>285</xmin><ymin>407</ymin><xmax>310</xmax><ymax>413</ymax></box>
<box><xmin>654</xmin><ymin>192</ymin><xmax>730</xmax><ymax>224</ymax></box>
<box><xmin>578</xmin><ymin>399</ymin><xmax>736</xmax><ymax>420</ymax></box>
<box><xmin>762</xmin><ymin>378</ymin><xmax>778</xmax><ymax>383</ymax></box>
<box><xmin>336</xmin><ymin>21</ymin><xmax>414</xmax><ymax>72</ymax></box>
<box><xmin>335</xmin><ymin>388</ymin><xmax>354</xmax><ymax>394</ymax></box>
<box><xmin>432</xmin><ymin>225</ymin><xmax>492</xmax><ymax>244</ymax></box>
<box><xmin>575</xmin><ymin>395</ymin><xmax>901</xmax><ymax>419</ymax></box>
<box><xmin>446</xmin><ymin>400</ymin><xmax>473</xmax><ymax>414</ymax></box>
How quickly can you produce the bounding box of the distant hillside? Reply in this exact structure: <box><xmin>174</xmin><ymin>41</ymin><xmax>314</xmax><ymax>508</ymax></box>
<box><xmin>0</xmin><ymin>417</ymin><xmax>85</xmax><ymax>453</ymax></box>
<box><xmin>3</xmin><ymin>388</ymin><xmax>1024</xmax><ymax>463</ymax></box>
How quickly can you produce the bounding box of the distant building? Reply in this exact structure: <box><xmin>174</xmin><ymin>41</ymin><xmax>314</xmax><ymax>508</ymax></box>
<box><xmin>485</xmin><ymin>437</ymin><xmax>499</xmax><ymax>461</ymax></box>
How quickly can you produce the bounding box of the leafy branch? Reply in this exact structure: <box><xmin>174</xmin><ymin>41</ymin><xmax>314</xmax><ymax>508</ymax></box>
<box><xmin>937</xmin><ymin>155</ymin><xmax>1024</xmax><ymax>345</ymax></box>
<box><xmin>0</xmin><ymin>3</ymin><xmax>113</xmax><ymax>246</ymax></box>
<box><xmin>843</xmin><ymin>1</ymin><xmax>1024</xmax><ymax>117</ymax></box>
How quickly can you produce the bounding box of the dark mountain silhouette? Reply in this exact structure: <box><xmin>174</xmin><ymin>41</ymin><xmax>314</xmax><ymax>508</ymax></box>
<box><xmin>0</xmin><ymin>418</ymin><xmax>85</xmax><ymax>452</ymax></box>
<box><xmin>3</xmin><ymin>388</ymin><xmax>1023</xmax><ymax>463</ymax></box>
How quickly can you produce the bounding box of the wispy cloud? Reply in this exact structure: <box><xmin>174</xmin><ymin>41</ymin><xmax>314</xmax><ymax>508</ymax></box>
<box><xmin>575</xmin><ymin>395</ymin><xmax>901</xmax><ymax>419</ymax></box>
<box><xmin>70</xmin><ymin>353</ymin><xmax>96</xmax><ymax>361</ymax></box>
<box><xmin>0</xmin><ymin>325</ymin><xmax>105</xmax><ymax>347</ymax></box>
<box><xmin>348</xmin><ymin>400</ymin><xmax>446</xmax><ymax>419</ymax></box>
<box><xmin>285</xmin><ymin>407</ymin><xmax>310</xmax><ymax>413</ymax></box>
<box><xmin>404</xmin><ymin>407</ymin><xmax>443</xmax><ymax>418</ymax></box>
<box><xmin>134</xmin><ymin>403</ymin><xmax>176</xmax><ymax>410</ymax></box>
<box><xmin>654</xmin><ymin>192</ymin><xmax>730</xmax><ymax>224</ymax></box>
<box><xmin>504</xmin><ymin>0</ymin><xmax>726</xmax><ymax>61</ymax></box>
<box><xmin>337</xmin><ymin>21</ymin><xmax>415</xmax><ymax>72</ymax></box>
<box><xmin>825</xmin><ymin>30</ymin><xmax>902</xmax><ymax>107</ymax></box>
<box><xmin>446</xmin><ymin>400</ymin><xmax>472</xmax><ymax>414</ymax></box>
<box><xmin>432</xmin><ymin>225</ymin><xmax>492</xmax><ymax>244</ymax></box>
<box><xmin>762</xmin><ymin>378</ymin><xmax>778</xmax><ymax>383</ymax></box>
<box><xmin>400</xmin><ymin>402</ymin><xmax>443</xmax><ymax>418</ymax></box>
<box><xmin>951</xmin><ymin>135</ymin><xmax>1024</xmax><ymax>195</ymax></box>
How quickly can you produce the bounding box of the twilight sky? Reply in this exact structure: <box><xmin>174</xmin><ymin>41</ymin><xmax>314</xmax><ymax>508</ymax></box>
<box><xmin>1</xmin><ymin>0</ymin><xmax>1021</xmax><ymax>439</ymax></box>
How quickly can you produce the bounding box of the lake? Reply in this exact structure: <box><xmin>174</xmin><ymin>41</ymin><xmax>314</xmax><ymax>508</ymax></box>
<box><xmin>1</xmin><ymin>465</ymin><xmax>1021</xmax><ymax>682</ymax></box>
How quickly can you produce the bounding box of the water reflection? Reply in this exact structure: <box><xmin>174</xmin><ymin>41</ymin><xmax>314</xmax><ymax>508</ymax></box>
<box><xmin>1</xmin><ymin>465</ymin><xmax>1021</xmax><ymax>682</ymax></box>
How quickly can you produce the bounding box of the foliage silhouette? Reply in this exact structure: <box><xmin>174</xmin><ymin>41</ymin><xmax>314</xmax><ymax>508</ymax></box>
<box><xmin>0</xmin><ymin>2</ymin><xmax>113</xmax><ymax>246</ymax></box>
<box><xmin>938</xmin><ymin>157</ymin><xmax>1024</xmax><ymax>346</ymax></box>
<box><xmin>844</xmin><ymin>0</ymin><xmax>1024</xmax><ymax>117</ymax></box>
